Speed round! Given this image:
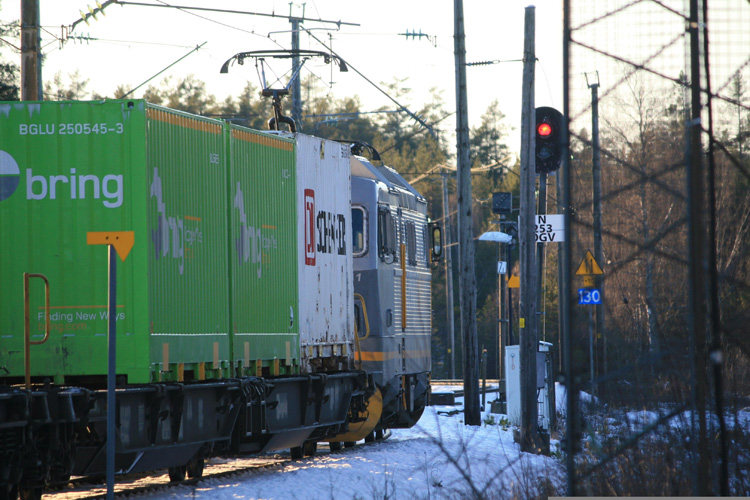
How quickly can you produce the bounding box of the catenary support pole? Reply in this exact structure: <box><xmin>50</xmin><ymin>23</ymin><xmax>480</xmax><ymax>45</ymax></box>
<box><xmin>21</xmin><ymin>0</ymin><xmax>41</xmax><ymax>100</ymax></box>
<box><xmin>291</xmin><ymin>17</ymin><xmax>302</xmax><ymax>129</ymax></box>
<box><xmin>562</xmin><ymin>0</ymin><xmax>578</xmax><ymax>494</ymax></box>
<box><xmin>700</xmin><ymin>0</ymin><xmax>728</xmax><ymax>492</ymax></box>
<box><xmin>687</xmin><ymin>0</ymin><xmax>710</xmax><ymax>494</ymax></box>
<box><xmin>519</xmin><ymin>5</ymin><xmax>540</xmax><ymax>452</ymax></box>
<box><xmin>453</xmin><ymin>0</ymin><xmax>480</xmax><ymax>425</ymax></box>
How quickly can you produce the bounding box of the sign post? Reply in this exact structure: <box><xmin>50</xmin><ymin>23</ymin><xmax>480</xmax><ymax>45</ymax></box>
<box><xmin>87</xmin><ymin>231</ymin><xmax>134</xmax><ymax>500</ymax></box>
<box><xmin>575</xmin><ymin>250</ymin><xmax>603</xmax><ymax>394</ymax></box>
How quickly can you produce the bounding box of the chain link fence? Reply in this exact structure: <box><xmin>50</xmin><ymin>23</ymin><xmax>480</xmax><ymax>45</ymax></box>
<box><xmin>560</xmin><ymin>0</ymin><xmax>750</xmax><ymax>495</ymax></box>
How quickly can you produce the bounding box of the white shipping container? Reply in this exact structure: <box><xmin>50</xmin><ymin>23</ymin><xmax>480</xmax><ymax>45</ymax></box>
<box><xmin>295</xmin><ymin>134</ymin><xmax>355</xmax><ymax>372</ymax></box>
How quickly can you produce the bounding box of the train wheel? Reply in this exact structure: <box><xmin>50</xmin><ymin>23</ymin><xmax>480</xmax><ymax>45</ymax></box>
<box><xmin>168</xmin><ymin>465</ymin><xmax>187</xmax><ymax>482</ymax></box>
<box><xmin>364</xmin><ymin>431</ymin><xmax>375</xmax><ymax>443</ymax></box>
<box><xmin>0</xmin><ymin>483</ymin><xmax>18</xmax><ymax>500</ymax></box>
<box><xmin>48</xmin><ymin>472</ymin><xmax>71</xmax><ymax>488</ymax></box>
<box><xmin>329</xmin><ymin>442</ymin><xmax>342</xmax><ymax>452</ymax></box>
<box><xmin>343</xmin><ymin>441</ymin><xmax>355</xmax><ymax>449</ymax></box>
<box><xmin>303</xmin><ymin>441</ymin><xmax>317</xmax><ymax>457</ymax></box>
<box><xmin>18</xmin><ymin>483</ymin><xmax>42</xmax><ymax>500</ymax></box>
<box><xmin>186</xmin><ymin>457</ymin><xmax>205</xmax><ymax>479</ymax></box>
<box><xmin>375</xmin><ymin>428</ymin><xmax>384</xmax><ymax>440</ymax></box>
<box><xmin>290</xmin><ymin>446</ymin><xmax>304</xmax><ymax>460</ymax></box>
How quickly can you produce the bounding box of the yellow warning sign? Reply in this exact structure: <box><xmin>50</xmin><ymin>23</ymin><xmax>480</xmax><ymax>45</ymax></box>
<box><xmin>507</xmin><ymin>275</ymin><xmax>520</xmax><ymax>288</ymax></box>
<box><xmin>87</xmin><ymin>231</ymin><xmax>135</xmax><ymax>261</ymax></box>
<box><xmin>575</xmin><ymin>250</ymin><xmax>603</xmax><ymax>276</ymax></box>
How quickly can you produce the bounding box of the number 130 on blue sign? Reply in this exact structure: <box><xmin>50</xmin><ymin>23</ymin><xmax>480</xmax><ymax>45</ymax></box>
<box><xmin>578</xmin><ymin>288</ymin><xmax>602</xmax><ymax>304</ymax></box>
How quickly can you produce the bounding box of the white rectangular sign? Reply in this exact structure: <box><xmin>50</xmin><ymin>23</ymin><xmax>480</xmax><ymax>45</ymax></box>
<box><xmin>535</xmin><ymin>214</ymin><xmax>565</xmax><ymax>242</ymax></box>
<box><xmin>497</xmin><ymin>261</ymin><xmax>507</xmax><ymax>274</ymax></box>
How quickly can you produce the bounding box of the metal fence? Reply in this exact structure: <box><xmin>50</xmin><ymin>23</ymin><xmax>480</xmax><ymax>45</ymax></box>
<box><xmin>561</xmin><ymin>0</ymin><xmax>750</xmax><ymax>495</ymax></box>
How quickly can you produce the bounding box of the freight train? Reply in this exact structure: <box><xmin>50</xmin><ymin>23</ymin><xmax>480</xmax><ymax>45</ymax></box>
<box><xmin>0</xmin><ymin>100</ymin><xmax>441</xmax><ymax>500</ymax></box>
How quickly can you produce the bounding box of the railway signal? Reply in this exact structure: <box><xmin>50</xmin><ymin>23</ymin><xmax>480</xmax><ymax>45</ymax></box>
<box><xmin>535</xmin><ymin>107</ymin><xmax>565</xmax><ymax>174</ymax></box>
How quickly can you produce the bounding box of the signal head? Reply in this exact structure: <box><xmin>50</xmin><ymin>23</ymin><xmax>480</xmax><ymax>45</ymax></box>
<box><xmin>535</xmin><ymin>107</ymin><xmax>565</xmax><ymax>174</ymax></box>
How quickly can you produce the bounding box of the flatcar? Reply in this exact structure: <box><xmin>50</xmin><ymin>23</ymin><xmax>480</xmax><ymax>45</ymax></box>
<box><xmin>0</xmin><ymin>100</ymin><xmax>441</xmax><ymax>500</ymax></box>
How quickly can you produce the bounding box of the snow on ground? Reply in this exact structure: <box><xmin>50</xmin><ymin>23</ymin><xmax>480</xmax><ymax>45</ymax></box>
<box><xmin>139</xmin><ymin>386</ymin><xmax>564</xmax><ymax>500</ymax></box>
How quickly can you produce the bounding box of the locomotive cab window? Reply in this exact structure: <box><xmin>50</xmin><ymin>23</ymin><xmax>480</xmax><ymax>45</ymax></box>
<box><xmin>406</xmin><ymin>221</ymin><xmax>417</xmax><ymax>266</ymax></box>
<box><xmin>352</xmin><ymin>206</ymin><xmax>368</xmax><ymax>257</ymax></box>
<box><xmin>377</xmin><ymin>206</ymin><xmax>397</xmax><ymax>262</ymax></box>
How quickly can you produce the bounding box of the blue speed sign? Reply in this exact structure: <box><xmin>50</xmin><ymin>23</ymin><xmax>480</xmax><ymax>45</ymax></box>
<box><xmin>578</xmin><ymin>288</ymin><xmax>602</xmax><ymax>305</ymax></box>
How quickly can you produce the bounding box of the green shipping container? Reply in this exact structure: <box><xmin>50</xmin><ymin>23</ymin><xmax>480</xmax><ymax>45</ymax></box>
<box><xmin>0</xmin><ymin>100</ymin><xmax>230</xmax><ymax>384</ymax></box>
<box><xmin>228</xmin><ymin>126</ymin><xmax>299</xmax><ymax>376</ymax></box>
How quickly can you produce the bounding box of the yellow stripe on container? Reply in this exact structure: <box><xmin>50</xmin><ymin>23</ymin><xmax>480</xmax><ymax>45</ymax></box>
<box><xmin>147</xmin><ymin>108</ymin><xmax>222</xmax><ymax>134</ymax></box>
<box><xmin>231</xmin><ymin>129</ymin><xmax>294</xmax><ymax>151</ymax></box>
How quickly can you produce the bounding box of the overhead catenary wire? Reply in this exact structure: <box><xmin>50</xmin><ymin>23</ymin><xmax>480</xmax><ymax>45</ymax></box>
<box><xmin>302</xmin><ymin>28</ymin><xmax>440</xmax><ymax>141</ymax></box>
<box><xmin>120</xmin><ymin>41</ymin><xmax>207</xmax><ymax>99</ymax></box>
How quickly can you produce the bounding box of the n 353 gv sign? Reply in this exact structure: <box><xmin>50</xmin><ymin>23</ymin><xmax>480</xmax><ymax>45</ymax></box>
<box><xmin>534</xmin><ymin>214</ymin><xmax>565</xmax><ymax>242</ymax></box>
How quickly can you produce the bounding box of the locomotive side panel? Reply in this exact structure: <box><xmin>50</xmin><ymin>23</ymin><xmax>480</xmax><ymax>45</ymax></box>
<box><xmin>228</xmin><ymin>126</ymin><xmax>299</xmax><ymax>376</ymax></box>
<box><xmin>350</xmin><ymin>157</ymin><xmax>433</xmax><ymax>428</ymax></box>
<box><xmin>296</xmin><ymin>135</ymin><xmax>354</xmax><ymax>372</ymax></box>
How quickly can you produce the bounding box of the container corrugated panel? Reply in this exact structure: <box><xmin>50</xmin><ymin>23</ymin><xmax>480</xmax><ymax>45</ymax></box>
<box><xmin>228</xmin><ymin>126</ymin><xmax>298</xmax><ymax>375</ymax></box>
<box><xmin>0</xmin><ymin>100</ymin><xmax>229</xmax><ymax>384</ymax></box>
<box><xmin>295</xmin><ymin>134</ymin><xmax>354</xmax><ymax>371</ymax></box>
<box><xmin>145</xmin><ymin>105</ymin><xmax>230</xmax><ymax>380</ymax></box>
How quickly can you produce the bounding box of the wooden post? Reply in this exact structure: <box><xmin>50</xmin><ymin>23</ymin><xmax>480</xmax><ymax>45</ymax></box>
<box><xmin>453</xmin><ymin>0</ymin><xmax>480</xmax><ymax>425</ymax></box>
<box><xmin>519</xmin><ymin>5</ymin><xmax>540</xmax><ymax>452</ymax></box>
<box><xmin>21</xmin><ymin>0</ymin><xmax>41</xmax><ymax>100</ymax></box>
<box><xmin>441</xmin><ymin>170</ymin><xmax>457</xmax><ymax>379</ymax></box>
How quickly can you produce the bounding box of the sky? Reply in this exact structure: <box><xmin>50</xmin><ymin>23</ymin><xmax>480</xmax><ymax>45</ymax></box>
<box><xmin>0</xmin><ymin>0</ymin><xmax>565</xmax><ymax>155</ymax></box>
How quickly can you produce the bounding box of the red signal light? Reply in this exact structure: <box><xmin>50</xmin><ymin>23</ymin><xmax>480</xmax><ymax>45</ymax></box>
<box><xmin>537</xmin><ymin>123</ymin><xmax>552</xmax><ymax>137</ymax></box>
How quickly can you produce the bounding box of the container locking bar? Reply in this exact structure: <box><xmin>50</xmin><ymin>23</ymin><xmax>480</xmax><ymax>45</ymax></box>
<box><xmin>24</xmin><ymin>273</ymin><xmax>50</xmax><ymax>390</ymax></box>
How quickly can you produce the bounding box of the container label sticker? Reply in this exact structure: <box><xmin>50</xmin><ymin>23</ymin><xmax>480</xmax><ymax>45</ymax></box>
<box><xmin>150</xmin><ymin>167</ymin><xmax>203</xmax><ymax>275</ymax></box>
<box><xmin>0</xmin><ymin>150</ymin><xmax>123</xmax><ymax>208</ymax></box>
<box><xmin>304</xmin><ymin>188</ymin><xmax>347</xmax><ymax>266</ymax></box>
<box><xmin>304</xmin><ymin>189</ymin><xmax>316</xmax><ymax>266</ymax></box>
<box><xmin>234</xmin><ymin>181</ymin><xmax>263</xmax><ymax>277</ymax></box>
<box><xmin>316</xmin><ymin>210</ymin><xmax>347</xmax><ymax>256</ymax></box>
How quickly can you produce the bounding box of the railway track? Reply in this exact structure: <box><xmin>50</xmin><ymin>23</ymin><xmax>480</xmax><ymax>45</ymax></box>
<box><xmin>42</xmin><ymin>435</ymin><xmax>392</xmax><ymax>500</ymax></box>
<box><xmin>42</xmin><ymin>456</ymin><xmax>288</xmax><ymax>500</ymax></box>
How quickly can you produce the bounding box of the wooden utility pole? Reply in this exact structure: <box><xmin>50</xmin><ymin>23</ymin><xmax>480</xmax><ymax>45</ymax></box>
<box><xmin>441</xmin><ymin>171</ymin><xmax>457</xmax><ymax>380</ymax></box>
<box><xmin>291</xmin><ymin>17</ymin><xmax>302</xmax><ymax>129</ymax></box>
<box><xmin>453</xmin><ymin>0</ymin><xmax>480</xmax><ymax>425</ymax></box>
<box><xmin>687</xmin><ymin>0</ymin><xmax>710</xmax><ymax>494</ymax></box>
<box><xmin>519</xmin><ymin>5</ymin><xmax>540</xmax><ymax>452</ymax></box>
<box><xmin>21</xmin><ymin>0</ymin><xmax>41</xmax><ymax>100</ymax></box>
<box><xmin>589</xmin><ymin>77</ymin><xmax>606</xmax><ymax>388</ymax></box>
<box><xmin>562</xmin><ymin>0</ymin><xmax>578</xmax><ymax>494</ymax></box>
